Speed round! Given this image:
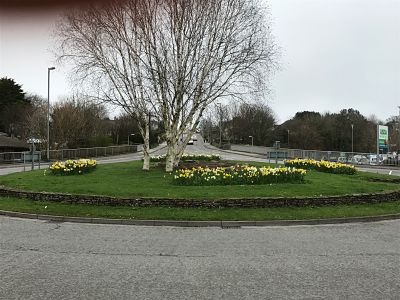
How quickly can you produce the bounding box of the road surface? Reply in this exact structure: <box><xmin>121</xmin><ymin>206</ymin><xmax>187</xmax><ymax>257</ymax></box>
<box><xmin>1</xmin><ymin>217</ymin><xmax>399</xmax><ymax>299</ymax></box>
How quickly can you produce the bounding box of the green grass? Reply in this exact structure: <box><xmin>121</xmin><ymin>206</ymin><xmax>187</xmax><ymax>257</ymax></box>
<box><xmin>0</xmin><ymin>160</ymin><xmax>398</xmax><ymax>199</ymax></box>
<box><xmin>1</xmin><ymin>196</ymin><xmax>399</xmax><ymax>220</ymax></box>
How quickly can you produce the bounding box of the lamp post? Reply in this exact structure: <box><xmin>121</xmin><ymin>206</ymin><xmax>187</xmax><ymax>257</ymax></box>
<box><xmin>47</xmin><ymin>67</ymin><xmax>55</xmax><ymax>161</ymax></box>
<box><xmin>398</xmin><ymin>106</ymin><xmax>400</xmax><ymax>154</ymax></box>
<box><xmin>249</xmin><ymin>135</ymin><xmax>253</xmax><ymax>148</ymax></box>
<box><xmin>351</xmin><ymin>123</ymin><xmax>354</xmax><ymax>154</ymax></box>
<box><xmin>127</xmin><ymin>133</ymin><xmax>135</xmax><ymax>145</ymax></box>
<box><xmin>216</xmin><ymin>103</ymin><xmax>222</xmax><ymax>147</ymax></box>
<box><xmin>287</xmin><ymin>129</ymin><xmax>290</xmax><ymax>148</ymax></box>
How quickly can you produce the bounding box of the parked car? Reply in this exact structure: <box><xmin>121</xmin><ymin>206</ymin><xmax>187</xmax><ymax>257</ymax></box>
<box><xmin>367</xmin><ymin>154</ymin><xmax>386</xmax><ymax>165</ymax></box>
<box><xmin>191</xmin><ymin>135</ymin><xmax>197</xmax><ymax>141</ymax></box>
<box><xmin>350</xmin><ymin>155</ymin><xmax>369</xmax><ymax>165</ymax></box>
<box><xmin>187</xmin><ymin>139</ymin><xmax>194</xmax><ymax>145</ymax></box>
<box><xmin>368</xmin><ymin>155</ymin><xmax>378</xmax><ymax>165</ymax></box>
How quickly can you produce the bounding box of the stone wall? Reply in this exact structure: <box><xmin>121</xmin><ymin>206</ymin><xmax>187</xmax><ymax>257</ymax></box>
<box><xmin>1</xmin><ymin>185</ymin><xmax>399</xmax><ymax>208</ymax></box>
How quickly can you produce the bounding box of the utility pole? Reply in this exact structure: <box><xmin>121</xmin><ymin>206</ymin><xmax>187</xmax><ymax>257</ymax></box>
<box><xmin>216</xmin><ymin>103</ymin><xmax>222</xmax><ymax>147</ymax></box>
<box><xmin>351</xmin><ymin>124</ymin><xmax>354</xmax><ymax>153</ymax></box>
<box><xmin>47</xmin><ymin>67</ymin><xmax>55</xmax><ymax>161</ymax></box>
<box><xmin>398</xmin><ymin>106</ymin><xmax>400</xmax><ymax>153</ymax></box>
<box><xmin>287</xmin><ymin>129</ymin><xmax>290</xmax><ymax>148</ymax></box>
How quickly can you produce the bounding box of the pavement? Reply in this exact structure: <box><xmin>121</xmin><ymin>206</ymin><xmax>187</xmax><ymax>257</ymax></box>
<box><xmin>0</xmin><ymin>217</ymin><xmax>399</xmax><ymax>299</ymax></box>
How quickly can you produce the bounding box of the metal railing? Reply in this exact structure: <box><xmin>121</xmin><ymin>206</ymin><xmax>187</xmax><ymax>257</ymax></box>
<box><xmin>231</xmin><ymin>144</ymin><xmax>400</xmax><ymax>167</ymax></box>
<box><xmin>0</xmin><ymin>144</ymin><xmax>143</xmax><ymax>166</ymax></box>
<box><xmin>42</xmin><ymin>144</ymin><xmax>142</xmax><ymax>161</ymax></box>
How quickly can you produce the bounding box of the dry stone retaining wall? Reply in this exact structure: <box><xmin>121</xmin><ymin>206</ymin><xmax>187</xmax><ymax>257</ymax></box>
<box><xmin>0</xmin><ymin>185</ymin><xmax>399</xmax><ymax>208</ymax></box>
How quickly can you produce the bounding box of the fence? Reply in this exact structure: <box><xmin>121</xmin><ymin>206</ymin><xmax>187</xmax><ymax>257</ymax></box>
<box><xmin>0</xmin><ymin>144</ymin><xmax>143</xmax><ymax>165</ymax></box>
<box><xmin>231</xmin><ymin>144</ymin><xmax>400</xmax><ymax>167</ymax></box>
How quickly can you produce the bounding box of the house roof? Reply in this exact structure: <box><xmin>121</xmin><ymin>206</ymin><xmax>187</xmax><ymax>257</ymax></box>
<box><xmin>0</xmin><ymin>135</ymin><xmax>29</xmax><ymax>150</ymax></box>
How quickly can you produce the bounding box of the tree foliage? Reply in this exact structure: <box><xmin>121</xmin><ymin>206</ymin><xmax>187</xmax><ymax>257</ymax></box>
<box><xmin>0</xmin><ymin>77</ymin><xmax>30</xmax><ymax>135</ymax></box>
<box><xmin>275</xmin><ymin>109</ymin><xmax>378</xmax><ymax>152</ymax></box>
<box><xmin>51</xmin><ymin>97</ymin><xmax>109</xmax><ymax>148</ymax></box>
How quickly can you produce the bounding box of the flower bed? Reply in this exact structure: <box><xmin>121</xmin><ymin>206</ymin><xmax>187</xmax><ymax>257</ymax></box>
<box><xmin>173</xmin><ymin>165</ymin><xmax>306</xmax><ymax>186</ymax></box>
<box><xmin>47</xmin><ymin>159</ymin><xmax>97</xmax><ymax>176</ymax></box>
<box><xmin>284</xmin><ymin>158</ymin><xmax>356</xmax><ymax>175</ymax></box>
<box><xmin>150</xmin><ymin>153</ymin><xmax>220</xmax><ymax>162</ymax></box>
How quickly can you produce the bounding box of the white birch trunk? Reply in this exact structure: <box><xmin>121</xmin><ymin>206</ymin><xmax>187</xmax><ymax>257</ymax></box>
<box><xmin>165</xmin><ymin>143</ymin><xmax>175</xmax><ymax>172</ymax></box>
<box><xmin>165</xmin><ymin>130</ymin><xmax>178</xmax><ymax>172</ymax></box>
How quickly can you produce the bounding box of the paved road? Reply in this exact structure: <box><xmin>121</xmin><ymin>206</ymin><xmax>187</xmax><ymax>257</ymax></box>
<box><xmin>0</xmin><ymin>138</ymin><xmax>270</xmax><ymax>176</ymax></box>
<box><xmin>1</xmin><ymin>217</ymin><xmax>399</xmax><ymax>299</ymax></box>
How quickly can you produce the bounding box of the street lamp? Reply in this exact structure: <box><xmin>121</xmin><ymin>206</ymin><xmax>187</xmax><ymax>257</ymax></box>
<box><xmin>249</xmin><ymin>135</ymin><xmax>254</xmax><ymax>148</ymax></box>
<box><xmin>47</xmin><ymin>67</ymin><xmax>55</xmax><ymax>161</ymax></box>
<box><xmin>215</xmin><ymin>103</ymin><xmax>222</xmax><ymax>147</ymax></box>
<box><xmin>351</xmin><ymin>123</ymin><xmax>354</xmax><ymax>154</ymax></box>
<box><xmin>127</xmin><ymin>133</ymin><xmax>135</xmax><ymax>145</ymax></box>
<box><xmin>287</xmin><ymin>129</ymin><xmax>290</xmax><ymax>148</ymax></box>
<box><xmin>398</xmin><ymin>106</ymin><xmax>400</xmax><ymax>153</ymax></box>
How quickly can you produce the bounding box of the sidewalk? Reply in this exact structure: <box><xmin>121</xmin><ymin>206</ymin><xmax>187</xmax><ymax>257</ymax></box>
<box><xmin>0</xmin><ymin>143</ymin><xmax>167</xmax><ymax>176</ymax></box>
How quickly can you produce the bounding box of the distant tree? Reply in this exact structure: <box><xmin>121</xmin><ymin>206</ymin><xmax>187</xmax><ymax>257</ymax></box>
<box><xmin>51</xmin><ymin>97</ymin><xmax>109</xmax><ymax>148</ymax></box>
<box><xmin>0</xmin><ymin>77</ymin><xmax>30</xmax><ymax>135</ymax></box>
<box><xmin>111</xmin><ymin>113</ymin><xmax>141</xmax><ymax>145</ymax></box>
<box><xmin>386</xmin><ymin>115</ymin><xmax>400</xmax><ymax>152</ymax></box>
<box><xmin>277</xmin><ymin>111</ymin><xmax>323</xmax><ymax>149</ymax></box>
<box><xmin>21</xmin><ymin>94</ymin><xmax>48</xmax><ymax>149</ymax></box>
<box><xmin>229</xmin><ymin>102</ymin><xmax>276</xmax><ymax>146</ymax></box>
<box><xmin>0</xmin><ymin>77</ymin><xmax>26</xmax><ymax>108</ymax></box>
<box><xmin>202</xmin><ymin>101</ymin><xmax>276</xmax><ymax>146</ymax></box>
<box><xmin>278</xmin><ymin>109</ymin><xmax>378</xmax><ymax>152</ymax></box>
<box><xmin>334</xmin><ymin>109</ymin><xmax>376</xmax><ymax>152</ymax></box>
<box><xmin>111</xmin><ymin>112</ymin><xmax>164</xmax><ymax>147</ymax></box>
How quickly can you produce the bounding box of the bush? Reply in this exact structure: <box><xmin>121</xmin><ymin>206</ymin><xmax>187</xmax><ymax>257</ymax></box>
<box><xmin>47</xmin><ymin>159</ymin><xmax>97</xmax><ymax>176</ymax></box>
<box><xmin>173</xmin><ymin>165</ymin><xmax>306</xmax><ymax>186</ymax></box>
<box><xmin>284</xmin><ymin>158</ymin><xmax>356</xmax><ymax>175</ymax></box>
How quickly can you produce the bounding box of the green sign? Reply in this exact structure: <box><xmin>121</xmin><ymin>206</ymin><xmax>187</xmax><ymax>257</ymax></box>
<box><xmin>378</xmin><ymin>125</ymin><xmax>388</xmax><ymax>150</ymax></box>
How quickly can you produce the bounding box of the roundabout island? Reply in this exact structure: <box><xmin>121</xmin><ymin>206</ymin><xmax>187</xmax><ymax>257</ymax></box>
<box><xmin>1</xmin><ymin>155</ymin><xmax>400</xmax><ymax>226</ymax></box>
<box><xmin>1</xmin><ymin>149</ymin><xmax>400</xmax><ymax>299</ymax></box>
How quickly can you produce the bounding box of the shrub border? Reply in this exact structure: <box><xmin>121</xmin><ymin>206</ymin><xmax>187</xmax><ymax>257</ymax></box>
<box><xmin>0</xmin><ymin>185</ymin><xmax>400</xmax><ymax>208</ymax></box>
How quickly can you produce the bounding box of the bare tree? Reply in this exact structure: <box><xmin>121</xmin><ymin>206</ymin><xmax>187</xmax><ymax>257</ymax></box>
<box><xmin>56</xmin><ymin>0</ymin><xmax>277</xmax><ymax>171</ymax></box>
<box><xmin>51</xmin><ymin>97</ymin><xmax>108</xmax><ymax>148</ymax></box>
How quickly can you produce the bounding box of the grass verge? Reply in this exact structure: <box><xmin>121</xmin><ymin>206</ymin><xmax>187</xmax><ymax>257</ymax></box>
<box><xmin>1</xmin><ymin>196</ymin><xmax>400</xmax><ymax>221</ymax></box>
<box><xmin>0</xmin><ymin>160</ymin><xmax>399</xmax><ymax>199</ymax></box>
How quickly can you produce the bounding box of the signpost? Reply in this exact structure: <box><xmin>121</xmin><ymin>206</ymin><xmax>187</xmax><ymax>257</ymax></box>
<box><xmin>377</xmin><ymin>125</ymin><xmax>389</xmax><ymax>156</ymax></box>
<box><xmin>274</xmin><ymin>140</ymin><xmax>280</xmax><ymax>165</ymax></box>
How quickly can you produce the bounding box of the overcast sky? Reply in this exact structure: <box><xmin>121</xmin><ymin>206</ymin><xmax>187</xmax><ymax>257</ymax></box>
<box><xmin>1</xmin><ymin>0</ymin><xmax>399</xmax><ymax>123</ymax></box>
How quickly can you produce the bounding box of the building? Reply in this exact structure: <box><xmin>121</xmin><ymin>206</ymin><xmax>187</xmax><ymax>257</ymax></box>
<box><xmin>0</xmin><ymin>133</ymin><xmax>29</xmax><ymax>153</ymax></box>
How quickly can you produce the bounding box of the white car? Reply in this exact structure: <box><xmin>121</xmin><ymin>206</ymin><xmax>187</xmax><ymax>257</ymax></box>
<box><xmin>187</xmin><ymin>139</ymin><xmax>194</xmax><ymax>145</ymax></box>
<box><xmin>191</xmin><ymin>135</ymin><xmax>197</xmax><ymax>141</ymax></box>
<box><xmin>350</xmin><ymin>155</ymin><xmax>369</xmax><ymax>165</ymax></box>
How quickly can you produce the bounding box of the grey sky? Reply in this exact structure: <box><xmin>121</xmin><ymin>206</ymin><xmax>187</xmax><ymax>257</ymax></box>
<box><xmin>0</xmin><ymin>0</ymin><xmax>399</xmax><ymax>123</ymax></box>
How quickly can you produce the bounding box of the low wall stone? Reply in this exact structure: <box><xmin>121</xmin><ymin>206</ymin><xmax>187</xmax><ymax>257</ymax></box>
<box><xmin>1</xmin><ymin>185</ymin><xmax>400</xmax><ymax>208</ymax></box>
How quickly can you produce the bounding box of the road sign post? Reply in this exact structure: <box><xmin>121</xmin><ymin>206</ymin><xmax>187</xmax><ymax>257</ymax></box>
<box><xmin>377</xmin><ymin>125</ymin><xmax>389</xmax><ymax>158</ymax></box>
